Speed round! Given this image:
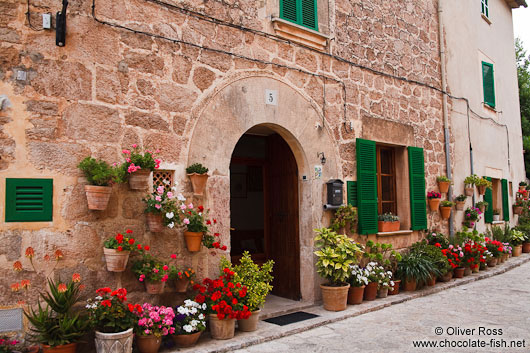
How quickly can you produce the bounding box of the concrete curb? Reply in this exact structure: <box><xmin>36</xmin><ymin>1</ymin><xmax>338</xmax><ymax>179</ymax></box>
<box><xmin>169</xmin><ymin>254</ymin><xmax>530</xmax><ymax>352</ymax></box>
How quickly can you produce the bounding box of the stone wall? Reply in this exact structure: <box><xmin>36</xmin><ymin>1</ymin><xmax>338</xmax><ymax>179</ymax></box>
<box><xmin>0</xmin><ymin>0</ymin><xmax>446</xmax><ymax>309</ymax></box>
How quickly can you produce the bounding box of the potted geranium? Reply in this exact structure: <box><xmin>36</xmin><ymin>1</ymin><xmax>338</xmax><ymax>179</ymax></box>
<box><xmin>439</xmin><ymin>200</ymin><xmax>453</xmax><ymax>219</ymax></box>
<box><xmin>436</xmin><ymin>176</ymin><xmax>451</xmax><ymax>193</ymax></box>
<box><xmin>193</xmin><ymin>268</ymin><xmax>251</xmax><ymax>340</ymax></box>
<box><xmin>86</xmin><ymin>287</ymin><xmax>141</xmax><ymax>353</ymax></box>
<box><xmin>122</xmin><ymin>145</ymin><xmax>161</xmax><ymax>190</ymax></box>
<box><xmin>464</xmin><ymin>175</ymin><xmax>479</xmax><ymax>196</ymax></box>
<box><xmin>455</xmin><ymin>194</ymin><xmax>467</xmax><ymax>211</ymax></box>
<box><xmin>347</xmin><ymin>265</ymin><xmax>368</xmax><ymax>304</ymax></box>
<box><xmin>475</xmin><ymin>177</ymin><xmax>492</xmax><ymax>195</ymax></box>
<box><xmin>186</xmin><ymin>163</ymin><xmax>209</xmax><ymax>196</ymax></box>
<box><xmin>463</xmin><ymin>207</ymin><xmax>481</xmax><ymax>228</ymax></box>
<box><xmin>476</xmin><ymin>201</ymin><xmax>489</xmax><ymax>214</ymax></box>
<box><xmin>134</xmin><ymin>304</ymin><xmax>175</xmax><ymax>353</ymax></box>
<box><xmin>0</xmin><ymin>337</ymin><xmax>20</xmax><ymax>353</ymax></box>
<box><xmin>131</xmin><ymin>254</ymin><xmax>169</xmax><ymax>294</ymax></box>
<box><xmin>377</xmin><ymin>213</ymin><xmax>400</xmax><ymax>232</ymax></box>
<box><xmin>519</xmin><ymin>181</ymin><xmax>528</xmax><ymax>191</ymax></box>
<box><xmin>103</xmin><ymin>229</ymin><xmax>144</xmax><ymax>272</ymax></box>
<box><xmin>24</xmin><ymin>275</ymin><xmax>89</xmax><ymax>353</ymax></box>
<box><xmin>219</xmin><ymin>251</ymin><xmax>274</xmax><ymax>332</ymax></box>
<box><xmin>484</xmin><ymin>238</ymin><xmax>502</xmax><ymax>267</ymax></box>
<box><xmin>427</xmin><ymin>191</ymin><xmax>441</xmax><ymax>211</ymax></box>
<box><xmin>314</xmin><ymin>228</ymin><xmax>362</xmax><ymax>311</ymax></box>
<box><xmin>513</xmin><ymin>199</ymin><xmax>524</xmax><ymax>215</ymax></box>
<box><xmin>171</xmin><ymin>300</ymin><xmax>206</xmax><ymax>348</ymax></box>
<box><xmin>78</xmin><ymin>157</ymin><xmax>125</xmax><ymax>210</ymax></box>
<box><xmin>178</xmin><ymin>204</ymin><xmax>227</xmax><ymax>252</ymax></box>
<box><xmin>142</xmin><ymin>185</ymin><xmax>182</xmax><ymax>233</ymax></box>
<box><xmin>168</xmin><ymin>261</ymin><xmax>196</xmax><ymax>293</ymax></box>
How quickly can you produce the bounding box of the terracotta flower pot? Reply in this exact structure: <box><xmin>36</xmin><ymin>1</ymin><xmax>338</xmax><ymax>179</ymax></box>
<box><xmin>523</xmin><ymin>242</ymin><xmax>530</xmax><ymax>253</ymax></box>
<box><xmin>472</xmin><ymin>266</ymin><xmax>479</xmax><ymax>273</ymax></box>
<box><xmin>503</xmin><ymin>253</ymin><xmax>509</xmax><ymax>262</ymax></box>
<box><xmin>513</xmin><ymin>206</ymin><xmax>523</xmax><ymax>215</ymax></box>
<box><xmin>347</xmin><ymin>285</ymin><xmax>365</xmax><ymax>304</ymax></box>
<box><xmin>465</xmin><ymin>187</ymin><xmax>474</xmax><ymax>196</ymax></box>
<box><xmin>377</xmin><ymin>287</ymin><xmax>389</xmax><ymax>298</ymax></box>
<box><xmin>388</xmin><ymin>280</ymin><xmax>400</xmax><ymax>295</ymax></box>
<box><xmin>487</xmin><ymin>258</ymin><xmax>497</xmax><ymax>267</ymax></box>
<box><xmin>513</xmin><ymin>245</ymin><xmax>523</xmax><ymax>257</ymax></box>
<box><xmin>237</xmin><ymin>309</ymin><xmax>261</xmax><ymax>332</ymax></box>
<box><xmin>136</xmin><ymin>335</ymin><xmax>162</xmax><ymax>353</ymax></box>
<box><xmin>184</xmin><ymin>231</ymin><xmax>203</xmax><ymax>252</ymax></box>
<box><xmin>95</xmin><ymin>328</ymin><xmax>133</xmax><ymax>353</ymax></box>
<box><xmin>477</xmin><ymin>185</ymin><xmax>486</xmax><ymax>195</ymax></box>
<box><xmin>454</xmin><ymin>267</ymin><xmax>465</xmax><ymax>278</ymax></box>
<box><xmin>128</xmin><ymin>170</ymin><xmax>151</xmax><ymax>190</ymax></box>
<box><xmin>402</xmin><ymin>279</ymin><xmax>416</xmax><ymax>291</ymax></box>
<box><xmin>103</xmin><ymin>248</ymin><xmax>130</xmax><ymax>272</ymax></box>
<box><xmin>320</xmin><ymin>283</ymin><xmax>350</xmax><ymax>311</ymax></box>
<box><xmin>42</xmin><ymin>343</ymin><xmax>77</xmax><ymax>353</ymax></box>
<box><xmin>85</xmin><ymin>185</ymin><xmax>112</xmax><ymax>210</ymax></box>
<box><xmin>378</xmin><ymin>221</ymin><xmax>400</xmax><ymax>232</ymax></box>
<box><xmin>175</xmin><ymin>278</ymin><xmax>190</xmax><ymax>293</ymax></box>
<box><xmin>363</xmin><ymin>282</ymin><xmax>378</xmax><ymax>301</ymax></box>
<box><xmin>426</xmin><ymin>274</ymin><xmax>436</xmax><ymax>286</ymax></box>
<box><xmin>438</xmin><ymin>181</ymin><xmax>450</xmax><ymax>193</ymax></box>
<box><xmin>463</xmin><ymin>266</ymin><xmax>471</xmax><ymax>276</ymax></box>
<box><xmin>145</xmin><ymin>281</ymin><xmax>165</xmax><ymax>294</ymax></box>
<box><xmin>171</xmin><ymin>331</ymin><xmax>202</xmax><ymax>348</ymax></box>
<box><xmin>146</xmin><ymin>213</ymin><xmax>164</xmax><ymax>233</ymax></box>
<box><xmin>209</xmin><ymin>314</ymin><xmax>236</xmax><ymax>340</ymax></box>
<box><xmin>188</xmin><ymin>173</ymin><xmax>209</xmax><ymax>196</ymax></box>
<box><xmin>440</xmin><ymin>206</ymin><xmax>452</xmax><ymax>220</ymax></box>
<box><xmin>439</xmin><ymin>271</ymin><xmax>453</xmax><ymax>282</ymax></box>
<box><xmin>428</xmin><ymin>198</ymin><xmax>440</xmax><ymax>212</ymax></box>
<box><xmin>478</xmin><ymin>205</ymin><xmax>486</xmax><ymax>213</ymax></box>
<box><xmin>455</xmin><ymin>201</ymin><xmax>465</xmax><ymax>210</ymax></box>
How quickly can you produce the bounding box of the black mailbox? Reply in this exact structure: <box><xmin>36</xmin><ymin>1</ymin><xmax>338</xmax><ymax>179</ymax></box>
<box><xmin>326</xmin><ymin>179</ymin><xmax>344</xmax><ymax>206</ymax></box>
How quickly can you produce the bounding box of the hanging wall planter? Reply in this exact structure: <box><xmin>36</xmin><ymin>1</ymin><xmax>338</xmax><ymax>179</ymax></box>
<box><xmin>84</xmin><ymin>185</ymin><xmax>112</xmax><ymax>210</ymax></box>
<box><xmin>186</xmin><ymin>163</ymin><xmax>209</xmax><ymax>196</ymax></box>
<box><xmin>465</xmin><ymin>186</ymin><xmax>474</xmax><ymax>196</ymax></box>
<box><xmin>103</xmin><ymin>248</ymin><xmax>130</xmax><ymax>272</ymax></box>
<box><xmin>145</xmin><ymin>281</ymin><xmax>166</xmax><ymax>294</ymax></box>
<box><xmin>129</xmin><ymin>170</ymin><xmax>151</xmax><ymax>190</ymax></box>
<box><xmin>146</xmin><ymin>213</ymin><xmax>164</xmax><ymax>233</ymax></box>
<box><xmin>184</xmin><ymin>231</ymin><xmax>203</xmax><ymax>252</ymax></box>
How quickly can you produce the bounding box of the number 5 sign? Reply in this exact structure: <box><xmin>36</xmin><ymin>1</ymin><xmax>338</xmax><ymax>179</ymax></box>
<box><xmin>265</xmin><ymin>89</ymin><xmax>278</xmax><ymax>106</ymax></box>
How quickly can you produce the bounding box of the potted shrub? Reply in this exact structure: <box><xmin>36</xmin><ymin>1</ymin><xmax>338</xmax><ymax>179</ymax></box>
<box><xmin>134</xmin><ymin>304</ymin><xmax>175</xmax><ymax>353</ymax></box>
<box><xmin>122</xmin><ymin>145</ymin><xmax>161</xmax><ymax>190</ymax></box>
<box><xmin>314</xmin><ymin>228</ymin><xmax>362</xmax><ymax>311</ymax></box>
<box><xmin>347</xmin><ymin>265</ymin><xmax>368</xmax><ymax>304</ymax></box>
<box><xmin>142</xmin><ymin>185</ymin><xmax>181</xmax><ymax>233</ymax></box>
<box><xmin>132</xmin><ymin>254</ymin><xmax>169</xmax><ymax>294</ymax></box>
<box><xmin>410</xmin><ymin>242</ymin><xmax>450</xmax><ymax>286</ymax></box>
<box><xmin>464</xmin><ymin>175</ymin><xmax>479</xmax><ymax>196</ymax></box>
<box><xmin>396</xmin><ymin>253</ymin><xmax>439</xmax><ymax>291</ymax></box>
<box><xmin>475</xmin><ymin>177</ymin><xmax>492</xmax><ymax>195</ymax></box>
<box><xmin>192</xmin><ymin>269</ymin><xmax>251</xmax><ymax>340</ymax></box>
<box><xmin>103</xmin><ymin>229</ymin><xmax>144</xmax><ymax>272</ymax></box>
<box><xmin>377</xmin><ymin>213</ymin><xmax>400</xmax><ymax>232</ymax></box>
<box><xmin>476</xmin><ymin>201</ymin><xmax>489</xmax><ymax>214</ymax></box>
<box><xmin>186</xmin><ymin>163</ymin><xmax>209</xmax><ymax>196</ymax></box>
<box><xmin>78</xmin><ymin>157</ymin><xmax>124</xmax><ymax>210</ymax></box>
<box><xmin>330</xmin><ymin>204</ymin><xmax>357</xmax><ymax>234</ymax></box>
<box><xmin>169</xmin><ymin>264</ymin><xmax>196</xmax><ymax>293</ymax></box>
<box><xmin>171</xmin><ymin>300</ymin><xmax>206</xmax><ymax>348</ymax></box>
<box><xmin>24</xmin><ymin>276</ymin><xmax>89</xmax><ymax>353</ymax></box>
<box><xmin>493</xmin><ymin>209</ymin><xmax>501</xmax><ymax>222</ymax></box>
<box><xmin>427</xmin><ymin>191</ymin><xmax>441</xmax><ymax>212</ymax></box>
<box><xmin>86</xmin><ymin>287</ymin><xmax>141</xmax><ymax>353</ymax></box>
<box><xmin>508</xmin><ymin>229</ymin><xmax>525</xmax><ymax>256</ymax></box>
<box><xmin>219</xmin><ymin>251</ymin><xmax>274</xmax><ymax>332</ymax></box>
<box><xmin>455</xmin><ymin>194</ymin><xmax>467</xmax><ymax>211</ymax></box>
<box><xmin>439</xmin><ymin>200</ymin><xmax>453</xmax><ymax>219</ymax></box>
<box><xmin>513</xmin><ymin>200</ymin><xmax>524</xmax><ymax>215</ymax></box>
<box><xmin>436</xmin><ymin>176</ymin><xmax>451</xmax><ymax>193</ymax></box>
<box><xmin>519</xmin><ymin>181</ymin><xmax>528</xmax><ymax>191</ymax></box>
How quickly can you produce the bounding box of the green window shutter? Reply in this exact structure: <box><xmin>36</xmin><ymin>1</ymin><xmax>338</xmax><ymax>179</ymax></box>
<box><xmin>501</xmin><ymin>179</ymin><xmax>510</xmax><ymax>221</ymax></box>
<box><xmin>347</xmin><ymin>181</ymin><xmax>357</xmax><ymax>207</ymax></box>
<box><xmin>356</xmin><ymin>138</ymin><xmax>378</xmax><ymax>235</ymax></box>
<box><xmin>484</xmin><ymin>177</ymin><xmax>493</xmax><ymax>223</ymax></box>
<box><xmin>301</xmin><ymin>0</ymin><xmax>318</xmax><ymax>30</ymax></box>
<box><xmin>408</xmin><ymin>147</ymin><xmax>427</xmax><ymax>230</ymax></box>
<box><xmin>482</xmin><ymin>62</ymin><xmax>495</xmax><ymax>108</ymax></box>
<box><xmin>6</xmin><ymin>178</ymin><xmax>53</xmax><ymax>222</ymax></box>
<box><xmin>280</xmin><ymin>0</ymin><xmax>318</xmax><ymax>31</ymax></box>
<box><xmin>280</xmin><ymin>0</ymin><xmax>298</xmax><ymax>23</ymax></box>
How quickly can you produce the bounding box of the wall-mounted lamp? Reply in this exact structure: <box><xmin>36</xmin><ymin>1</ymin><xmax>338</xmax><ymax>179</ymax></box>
<box><xmin>56</xmin><ymin>0</ymin><xmax>68</xmax><ymax>47</ymax></box>
<box><xmin>317</xmin><ymin>152</ymin><xmax>326</xmax><ymax>165</ymax></box>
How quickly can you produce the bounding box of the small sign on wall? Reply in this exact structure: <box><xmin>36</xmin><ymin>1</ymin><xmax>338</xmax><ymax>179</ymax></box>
<box><xmin>265</xmin><ymin>89</ymin><xmax>278</xmax><ymax>106</ymax></box>
<box><xmin>314</xmin><ymin>165</ymin><xmax>322</xmax><ymax>180</ymax></box>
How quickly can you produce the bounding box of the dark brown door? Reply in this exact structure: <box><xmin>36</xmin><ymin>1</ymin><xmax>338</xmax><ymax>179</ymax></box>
<box><xmin>267</xmin><ymin>134</ymin><xmax>300</xmax><ymax>300</ymax></box>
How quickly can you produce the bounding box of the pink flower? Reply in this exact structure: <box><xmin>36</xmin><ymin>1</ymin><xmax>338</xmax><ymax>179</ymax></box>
<box><xmin>180</xmin><ymin>204</ymin><xmax>187</xmax><ymax>210</ymax></box>
<box><xmin>183</xmin><ymin>218</ymin><xmax>190</xmax><ymax>225</ymax></box>
<box><xmin>155</xmin><ymin>196</ymin><xmax>162</xmax><ymax>202</ymax></box>
<box><xmin>161</xmin><ymin>274</ymin><xmax>168</xmax><ymax>282</ymax></box>
<box><xmin>187</xmin><ymin>203</ymin><xmax>193</xmax><ymax>209</ymax></box>
<box><xmin>139</xmin><ymin>277</ymin><xmax>144</xmax><ymax>282</ymax></box>
<box><xmin>153</xmin><ymin>268</ymin><xmax>159</xmax><ymax>273</ymax></box>
<box><xmin>155</xmin><ymin>204</ymin><xmax>161</xmax><ymax>209</ymax></box>
<box><xmin>156</xmin><ymin>149</ymin><xmax>160</xmax><ymax>153</ymax></box>
<box><xmin>122</xmin><ymin>149</ymin><xmax>130</xmax><ymax>154</ymax></box>
<box><xmin>166</xmin><ymin>192</ymin><xmax>173</xmax><ymax>198</ymax></box>
<box><xmin>157</xmin><ymin>186</ymin><xmax>165</xmax><ymax>194</ymax></box>
<box><xmin>132</xmin><ymin>144</ymin><xmax>137</xmax><ymax>148</ymax></box>
<box><xmin>163</xmin><ymin>265</ymin><xmax>169</xmax><ymax>271</ymax></box>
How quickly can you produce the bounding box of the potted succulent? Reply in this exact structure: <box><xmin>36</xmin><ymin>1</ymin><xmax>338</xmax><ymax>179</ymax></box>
<box><xmin>171</xmin><ymin>300</ymin><xmax>206</xmax><ymax>348</ymax></box>
<box><xmin>131</xmin><ymin>254</ymin><xmax>169</xmax><ymax>294</ymax></box>
<box><xmin>122</xmin><ymin>145</ymin><xmax>160</xmax><ymax>190</ymax></box>
<box><xmin>464</xmin><ymin>175</ymin><xmax>479</xmax><ymax>196</ymax></box>
<box><xmin>313</xmin><ymin>228</ymin><xmax>362</xmax><ymax>311</ymax></box>
<box><xmin>427</xmin><ymin>191</ymin><xmax>441</xmax><ymax>212</ymax></box>
<box><xmin>439</xmin><ymin>200</ymin><xmax>454</xmax><ymax>219</ymax></box>
<box><xmin>142</xmin><ymin>185</ymin><xmax>182</xmax><ymax>233</ymax></box>
<box><xmin>377</xmin><ymin>213</ymin><xmax>400</xmax><ymax>232</ymax></box>
<box><xmin>78</xmin><ymin>157</ymin><xmax>125</xmax><ymax>210</ymax></box>
<box><xmin>192</xmin><ymin>269</ymin><xmax>251</xmax><ymax>340</ymax></box>
<box><xmin>509</xmin><ymin>229</ymin><xmax>525</xmax><ymax>256</ymax></box>
<box><xmin>455</xmin><ymin>194</ymin><xmax>467</xmax><ymax>210</ymax></box>
<box><xmin>103</xmin><ymin>229</ymin><xmax>144</xmax><ymax>272</ymax></box>
<box><xmin>219</xmin><ymin>251</ymin><xmax>274</xmax><ymax>332</ymax></box>
<box><xmin>169</xmin><ymin>263</ymin><xmax>196</xmax><ymax>293</ymax></box>
<box><xmin>347</xmin><ymin>265</ymin><xmax>369</xmax><ymax>304</ymax></box>
<box><xmin>519</xmin><ymin>181</ymin><xmax>528</xmax><ymax>191</ymax></box>
<box><xmin>513</xmin><ymin>199</ymin><xmax>524</xmax><ymax>215</ymax></box>
<box><xmin>86</xmin><ymin>287</ymin><xmax>141</xmax><ymax>353</ymax></box>
<box><xmin>186</xmin><ymin>163</ymin><xmax>209</xmax><ymax>196</ymax></box>
<box><xmin>475</xmin><ymin>177</ymin><xmax>492</xmax><ymax>195</ymax></box>
<box><xmin>396</xmin><ymin>252</ymin><xmax>439</xmax><ymax>291</ymax></box>
<box><xmin>493</xmin><ymin>208</ymin><xmax>501</xmax><ymax>222</ymax></box>
<box><xmin>134</xmin><ymin>304</ymin><xmax>175</xmax><ymax>353</ymax></box>
<box><xmin>436</xmin><ymin>176</ymin><xmax>451</xmax><ymax>193</ymax></box>
<box><xmin>476</xmin><ymin>201</ymin><xmax>489</xmax><ymax>214</ymax></box>
<box><xmin>24</xmin><ymin>276</ymin><xmax>89</xmax><ymax>353</ymax></box>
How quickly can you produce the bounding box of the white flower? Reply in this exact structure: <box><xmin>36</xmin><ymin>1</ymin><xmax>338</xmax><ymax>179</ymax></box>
<box><xmin>183</xmin><ymin>325</ymin><xmax>193</xmax><ymax>333</ymax></box>
<box><xmin>163</xmin><ymin>179</ymin><xmax>170</xmax><ymax>185</ymax></box>
<box><xmin>166</xmin><ymin>212</ymin><xmax>174</xmax><ymax>219</ymax></box>
<box><xmin>190</xmin><ymin>307</ymin><xmax>197</xmax><ymax>315</ymax></box>
<box><xmin>198</xmin><ymin>313</ymin><xmax>204</xmax><ymax>320</ymax></box>
<box><xmin>178</xmin><ymin>306</ymin><xmax>187</xmax><ymax>315</ymax></box>
<box><xmin>95</xmin><ymin>296</ymin><xmax>103</xmax><ymax>300</ymax></box>
<box><xmin>202</xmin><ymin>303</ymin><xmax>207</xmax><ymax>310</ymax></box>
<box><xmin>168</xmin><ymin>222</ymin><xmax>175</xmax><ymax>229</ymax></box>
<box><xmin>177</xmin><ymin>193</ymin><xmax>186</xmax><ymax>201</ymax></box>
<box><xmin>191</xmin><ymin>319</ymin><xmax>199</xmax><ymax>327</ymax></box>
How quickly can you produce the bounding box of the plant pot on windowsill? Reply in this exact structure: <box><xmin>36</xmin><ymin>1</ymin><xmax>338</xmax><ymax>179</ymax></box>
<box><xmin>129</xmin><ymin>170</ymin><xmax>151</xmax><ymax>190</ymax></box>
<box><xmin>85</xmin><ymin>185</ymin><xmax>113</xmax><ymax>210</ymax></box>
<box><xmin>493</xmin><ymin>214</ymin><xmax>501</xmax><ymax>222</ymax></box>
<box><xmin>377</xmin><ymin>221</ymin><xmax>400</xmax><ymax>232</ymax></box>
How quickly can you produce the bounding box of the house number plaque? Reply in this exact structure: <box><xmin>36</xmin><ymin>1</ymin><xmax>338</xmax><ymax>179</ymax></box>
<box><xmin>265</xmin><ymin>89</ymin><xmax>278</xmax><ymax>106</ymax></box>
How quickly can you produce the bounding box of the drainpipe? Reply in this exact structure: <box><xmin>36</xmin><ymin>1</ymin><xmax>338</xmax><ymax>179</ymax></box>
<box><xmin>438</xmin><ymin>0</ymin><xmax>454</xmax><ymax>238</ymax></box>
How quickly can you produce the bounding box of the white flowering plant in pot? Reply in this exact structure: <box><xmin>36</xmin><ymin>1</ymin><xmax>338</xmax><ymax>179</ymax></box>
<box><xmin>172</xmin><ymin>300</ymin><xmax>207</xmax><ymax>335</ymax></box>
<box><xmin>143</xmin><ymin>182</ymin><xmax>186</xmax><ymax>228</ymax></box>
<box><xmin>348</xmin><ymin>265</ymin><xmax>369</xmax><ymax>287</ymax></box>
<box><xmin>376</xmin><ymin>267</ymin><xmax>394</xmax><ymax>290</ymax></box>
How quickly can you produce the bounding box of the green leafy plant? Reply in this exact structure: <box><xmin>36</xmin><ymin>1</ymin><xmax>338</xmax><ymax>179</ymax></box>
<box><xmin>409</xmin><ymin>242</ymin><xmax>452</xmax><ymax>276</ymax></box>
<box><xmin>455</xmin><ymin>194</ymin><xmax>467</xmax><ymax>202</ymax></box>
<box><xmin>508</xmin><ymin>229</ymin><xmax>526</xmax><ymax>246</ymax></box>
<box><xmin>78</xmin><ymin>157</ymin><xmax>125</xmax><ymax>186</ymax></box>
<box><xmin>122</xmin><ymin>144</ymin><xmax>160</xmax><ymax>173</ymax></box>
<box><xmin>426</xmin><ymin>231</ymin><xmax>450</xmax><ymax>248</ymax></box>
<box><xmin>436</xmin><ymin>176</ymin><xmax>451</xmax><ymax>182</ymax></box>
<box><xmin>475</xmin><ymin>201</ymin><xmax>489</xmax><ymax>211</ymax></box>
<box><xmin>464</xmin><ymin>174</ymin><xmax>480</xmax><ymax>186</ymax></box>
<box><xmin>330</xmin><ymin>205</ymin><xmax>357</xmax><ymax>233</ymax></box>
<box><xmin>219</xmin><ymin>251</ymin><xmax>274</xmax><ymax>312</ymax></box>
<box><xmin>519</xmin><ymin>181</ymin><xmax>528</xmax><ymax>187</ymax></box>
<box><xmin>455</xmin><ymin>227</ymin><xmax>484</xmax><ymax>245</ymax></box>
<box><xmin>487</xmin><ymin>226</ymin><xmax>507</xmax><ymax>243</ymax></box>
<box><xmin>314</xmin><ymin>228</ymin><xmax>363</xmax><ymax>286</ymax></box>
<box><xmin>475</xmin><ymin>177</ymin><xmax>492</xmax><ymax>189</ymax></box>
<box><xmin>377</xmin><ymin>213</ymin><xmax>399</xmax><ymax>222</ymax></box>
<box><xmin>396</xmin><ymin>252</ymin><xmax>439</xmax><ymax>285</ymax></box>
<box><xmin>493</xmin><ymin>209</ymin><xmax>500</xmax><ymax>215</ymax></box>
<box><xmin>440</xmin><ymin>200</ymin><xmax>454</xmax><ymax>207</ymax></box>
<box><xmin>363</xmin><ymin>240</ymin><xmax>402</xmax><ymax>274</ymax></box>
<box><xmin>186</xmin><ymin>163</ymin><xmax>208</xmax><ymax>174</ymax></box>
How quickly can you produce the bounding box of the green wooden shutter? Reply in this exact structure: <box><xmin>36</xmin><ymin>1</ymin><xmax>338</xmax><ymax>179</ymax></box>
<box><xmin>6</xmin><ymin>178</ymin><xmax>53</xmax><ymax>222</ymax></box>
<box><xmin>484</xmin><ymin>177</ymin><xmax>493</xmax><ymax>223</ymax></box>
<box><xmin>408</xmin><ymin>147</ymin><xmax>427</xmax><ymax>230</ymax></box>
<box><xmin>301</xmin><ymin>0</ymin><xmax>318</xmax><ymax>30</ymax></box>
<box><xmin>501</xmin><ymin>179</ymin><xmax>510</xmax><ymax>221</ymax></box>
<box><xmin>356</xmin><ymin>138</ymin><xmax>378</xmax><ymax>234</ymax></box>
<box><xmin>347</xmin><ymin>181</ymin><xmax>357</xmax><ymax>207</ymax></box>
<box><xmin>280</xmin><ymin>0</ymin><xmax>298</xmax><ymax>23</ymax></box>
<box><xmin>482</xmin><ymin>62</ymin><xmax>495</xmax><ymax>108</ymax></box>
<box><xmin>280</xmin><ymin>0</ymin><xmax>318</xmax><ymax>31</ymax></box>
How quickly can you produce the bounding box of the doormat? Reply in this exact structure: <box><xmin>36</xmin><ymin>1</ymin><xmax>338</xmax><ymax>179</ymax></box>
<box><xmin>263</xmin><ymin>311</ymin><xmax>319</xmax><ymax>326</ymax></box>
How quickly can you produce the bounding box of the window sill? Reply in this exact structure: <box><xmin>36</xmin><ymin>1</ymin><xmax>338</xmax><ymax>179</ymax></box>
<box><xmin>483</xmin><ymin>103</ymin><xmax>497</xmax><ymax>113</ymax></box>
<box><xmin>492</xmin><ymin>221</ymin><xmax>505</xmax><ymax>225</ymax></box>
<box><xmin>481</xmin><ymin>13</ymin><xmax>492</xmax><ymax>25</ymax></box>
<box><xmin>377</xmin><ymin>230</ymin><xmax>413</xmax><ymax>237</ymax></box>
<box><xmin>271</xmin><ymin>17</ymin><xmax>329</xmax><ymax>51</ymax></box>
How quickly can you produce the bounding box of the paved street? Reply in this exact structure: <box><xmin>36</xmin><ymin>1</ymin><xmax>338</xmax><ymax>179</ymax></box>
<box><xmin>235</xmin><ymin>261</ymin><xmax>530</xmax><ymax>353</ymax></box>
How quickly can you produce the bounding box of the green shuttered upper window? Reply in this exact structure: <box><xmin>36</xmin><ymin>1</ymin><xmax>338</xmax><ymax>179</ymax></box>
<box><xmin>481</xmin><ymin>0</ymin><xmax>489</xmax><ymax>18</ymax></box>
<box><xmin>5</xmin><ymin>178</ymin><xmax>53</xmax><ymax>222</ymax></box>
<box><xmin>280</xmin><ymin>0</ymin><xmax>318</xmax><ymax>31</ymax></box>
<box><xmin>482</xmin><ymin>61</ymin><xmax>495</xmax><ymax>108</ymax></box>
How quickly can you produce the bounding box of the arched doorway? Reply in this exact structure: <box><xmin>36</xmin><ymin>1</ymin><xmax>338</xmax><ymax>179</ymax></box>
<box><xmin>229</xmin><ymin>127</ymin><xmax>300</xmax><ymax>300</ymax></box>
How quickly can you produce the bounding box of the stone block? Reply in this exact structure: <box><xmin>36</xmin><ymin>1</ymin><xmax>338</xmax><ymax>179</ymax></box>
<box><xmin>193</xmin><ymin>66</ymin><xmax>216</xmax><ymax>91</ymax></box>
<box><xmin>29</xmin><ymin>141</ymin><xmax>90</xmax><ymax>175</ymax></box>
<box><xmin>26</xmin><ymin>117</ymin><xmax>59</xmax><ymax>140</ymax></box>
<box><xmin>32</xmin><ymin>60</ymin><xmax>92</xmax><ymax>101</ymax></box>
<box><xmin>25</xmin><ymin>100</ymin><xmax>59</xmax><ymax>116</ymax></box>
<box><xmin>156</xmin><ymin>84</ymin><xmax>197</xmax><ymax>113</ymax></box>
<box><xmin>125</xmin><ymin>50</ymin><xmax>165</xmax><ymax>76</ymax></box>
<box><xmin>96</xmin><ymin>67</ymin><xmax>129</xmax><ymax>104</ymax></box>
<box><xmin>64</xmin><ymin>103</ymin><xmax>121</xmax><ymax>143</ymax></box>
<box><xmin>143</xmin><ymin>131</ymin><xmax>182</xmax><ymax>162</ymax></box>
<box><xmin>125</xmin><ymin>110</ymin><xmax>169</xmax><ymax>131</ymax></box>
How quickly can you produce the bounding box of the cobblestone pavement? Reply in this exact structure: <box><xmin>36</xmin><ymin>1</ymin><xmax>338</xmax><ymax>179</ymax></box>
<box><xmin>234</xmin><ymin>260</ymin><xmax>530</xmax><ymax>353</ymax></box>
